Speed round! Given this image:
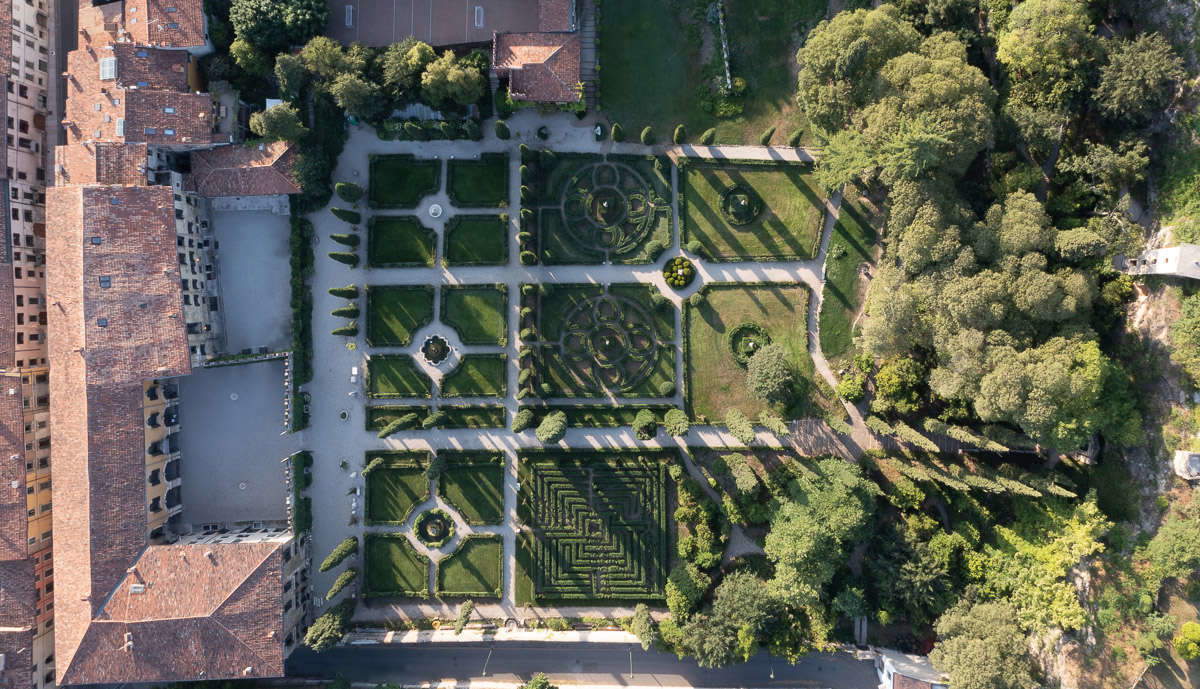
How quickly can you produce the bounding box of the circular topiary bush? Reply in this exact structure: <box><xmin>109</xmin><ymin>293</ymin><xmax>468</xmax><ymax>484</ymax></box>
<box><xmin>662</xmin><ymin>256</ymin><xmax>697</xmax><ymax>289</ymax></box>
<box><xmin>727</xmin><ymin>323</ymin><xmax>772</xmax><ymax>366</ymax></box>
<box><xmin>421</xmin><ymin>335</ymin><xmax>451</xmax><ymax>365</ymax></box>
<box><xmin>415</xmin><ymin>509</ymin><xmax>455</xmax><ymax>548</ymax></box>
<box><xmin>720</xmin><ymin>185</ymin><xmax>763</xmax><ymax>226</ymax></box>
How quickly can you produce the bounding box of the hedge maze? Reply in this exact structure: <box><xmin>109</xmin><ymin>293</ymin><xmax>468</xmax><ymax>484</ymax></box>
<box><xmin>518</xmin><ymin>451</ymin><xmax>674</xmax><ymax>601</ymax></box>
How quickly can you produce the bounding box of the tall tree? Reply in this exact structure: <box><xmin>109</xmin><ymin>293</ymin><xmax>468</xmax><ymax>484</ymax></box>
<box><xmin>794</xmin><ymin>5</ymin><xmax>921</xmax><ymax>132</ymax></box>
<box><xmin>930</xmin><ymin>602</ymin><xmax>1039</xmax><ymax>689</ymax></box>
<box><xmin>329</xmin><ymin>73</ymin><xmax>385</xmax><ymax>120</ymax></box>
<box><xmin>421</xmin><ymin>50</ymin><xmax>486</xmax><ymax>107</ymax></box>
<box><xmin>1094</xmin><ymin>33</ymin><xmax>1185</xmax><ymax>123</ymax></box>
<box><xmin>229</xmin><ymin>0</ymin><xmax>327</xmax><ymax>54</ymax></box>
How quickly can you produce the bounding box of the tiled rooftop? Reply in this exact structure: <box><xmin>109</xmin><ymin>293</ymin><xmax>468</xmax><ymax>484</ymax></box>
<box><xmin>124</xmin><ymin>0</ymin><xmax>209</xmax><ymax>49</ymax></box>
<box><xmin>186</xmin><ymin>141</ymin><xmax>300</xmax><ymax>197</ymax></box>
<box><xmin>494</xmin><ymin>31</ymin><xmax>582</xmax><ymax>103</ymax></box>
<box><xmin>55</xmin><ymin>142</ymin><xmax>149</xmax><ymax>186</ymax></box>
<box><xmin>46</xmin><ymin>183</ymin><xmax>291</xmax><ymax>684</ymax></box>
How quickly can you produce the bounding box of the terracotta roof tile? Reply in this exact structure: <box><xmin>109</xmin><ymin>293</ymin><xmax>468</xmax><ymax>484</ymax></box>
<box><xmin>62</xmin><ymin>45</ymin><xmax>223</xmax><ymax>146</ymax></box>
<box><xmin>185</xmin><ymin>141</ymin><xmax>299</xmax><ymax>197</ymax></box>
<box><xmin>0</xmin><ymin>374</ymin><xmax>27</xmax><ymax>563</ymax></box>
<box><xmin>124</xmin><ymin>0</ymin><xmax>208</xmax><ymax>49</ymax></box>
<box><xmin>46</xmin><ymin>183</ymin><xmax>292</xmax><ymax>685</ymax></box>
<box><xmin>55</xmin><ymin>142</ymin><xmax>149</xmax><ymax>186</ymax></box>
<box><xmin>493</xmin><ymin>32</ymin><xmax>581</xmax><ymax>103</ymax></box>
<box><xmin>537</xmin><ymin>0</ymin><xmax>574</xmax><ymax>31</ymax></box>
<box><xmin>0</xmin><ymin>627</ymin><xmax>33</xmax><ymax>689</ymax></box>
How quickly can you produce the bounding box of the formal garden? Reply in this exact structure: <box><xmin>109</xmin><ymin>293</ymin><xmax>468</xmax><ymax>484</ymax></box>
<box><xmin>515</xmin><ymin>450</ymin><xmax>675</xmax><ymax>605</ymax></box>
<box><xmin>681</xmin><ymin>161</ymin><xmax>826</xmax><ymax>262</ymax></box>
<box><xmin>524</xmin><ymin>152</ymin><xmax>672</xmax><ymax>265</ymax></box>
<box><xmin>520</xmin><ymin>283</ymin><xmax>678</xmax><ymax>399</ymax></box>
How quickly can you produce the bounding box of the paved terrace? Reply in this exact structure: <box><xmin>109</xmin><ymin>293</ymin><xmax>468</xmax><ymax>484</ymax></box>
<box><xmin>302</xmin><ymin>110</ymin><xmax>902</xmax><ymax>624</ymax></box>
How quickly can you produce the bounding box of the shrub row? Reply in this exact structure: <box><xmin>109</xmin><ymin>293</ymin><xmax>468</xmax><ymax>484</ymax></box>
<box><xmin>376</xmin><ymin>118</ymin><xmax>483</xmax><ymax>141</ymax></box>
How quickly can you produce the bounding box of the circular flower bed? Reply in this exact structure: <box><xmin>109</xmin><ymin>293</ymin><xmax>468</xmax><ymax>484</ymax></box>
<box><xmin>727</xmin><ymin>322</ymin><xmax>772</xmax><ymax>366</ymax></box>
<box><xmin>421</xmin><ymin>335</ymin><xmax>451</xmax><ymax>365</ymax></box>
<box><xmin>415</xmin><ymin>509</ymin><xmax>454</xmax><ymax>548</ymax></box>
<box><xmin>662</xmin><ymin>256</ymin><xmax>697</xmax><ymax>289</ymax></box>
<box><xmin>720</xmin><ymin>185</ymin><xmax>764</xmax><ymax>226</ymax></box>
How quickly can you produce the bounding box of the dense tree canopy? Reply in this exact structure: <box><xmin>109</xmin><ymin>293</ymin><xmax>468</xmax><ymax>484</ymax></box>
<box><xmin>929</xmin><ymin>602</ymin><xmax>1039</xmax><ymax>689</ymax></box>
<box><xmin>1094</xmin><ymin>33</ymin><xmax>1185</xmax><ymax>123</ymax></box>
<box><xmin>229</xmin><ymin>0</ymin><xmax>326</xmax><ymax>54</ymax></box>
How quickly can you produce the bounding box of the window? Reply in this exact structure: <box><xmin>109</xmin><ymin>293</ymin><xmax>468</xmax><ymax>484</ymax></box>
<box><xmin>143</xmin><ymin>127</ymin><xmax>156</xmax><ymax>135</ymax></box>
<box><xmin>115</xmin><ymin>118</ymin><xmax>124</xmax><ymax>137</ymax></box>
<box><xmin>90</xmin><ymin>236</ymin><xmax>102</xmax><ymax>245</ymax></box>
<box><xmin>163</xmin><ymin>106</ymin><xmax>175</xmax><ymax>114</ymax></box>
<box><xmin>95</xmin><ymin>317</ymin><xmax>107</xmax><ymax>327</ymax></box>
<box><xmin>136</xmin><ymin>80</ymin><xmax>149</xmax><ymax>87</ymax></box>
<box><xmin>98</xmin><ymin>56</ymin><xmax>116</xmax><ymax>80</ymax></box>
<box><xmin>165</xmin><ymin>22</ymin><xmax>179</xmax><ymax>28</ymax></box>
<box><xmin>165</xmin><ymin>6</ymin><xmax>177</xmax><ymax>11</ymax></box>
<box><xmin>98</xmin><ymin>276</ymin><xmax>111</xmax><ymax>288</ymax></box>
<box><xmin>135</xmin><ymin>49</ymin><xmax>148</xmax><ymax>57</ymax></box>
<box><xmin>18</xmin><ymin>85</ymin><xmax>27</xmax><ymax>98</ymax></box>
<box><xmin>163</xmin><ymin>128</ymin><xmax>175</xmax><ymax>136</ymax></box>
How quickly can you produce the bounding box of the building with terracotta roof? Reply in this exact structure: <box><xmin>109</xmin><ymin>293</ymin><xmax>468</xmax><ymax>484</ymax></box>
<box><xmin>44</xmin><ymin>182</ymin><xmax>311</xmax><ymax>685</ymax></box>
<box><xmin>492</xmin><ymin>31</ymin><xmax>582</xmax><ymax>104</ymax></box>
<box><xmin>78</xmin><ymin>0</ymin><xmax>210</xmax><ymax>53</ymax></box>
<box><xmin>185</xmin><ymin>141</ymin><xmax>300</xmax><ymax>198</ymax></box>
<box><xmin>0</xmin><ymin>0</ymin><xmax>58</xmax><ymax>683</ymax></box>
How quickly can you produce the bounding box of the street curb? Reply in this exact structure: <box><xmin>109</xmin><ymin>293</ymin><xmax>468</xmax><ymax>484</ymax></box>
<box><xmin>346</xmin><ymin>630</ymin><xmax>640</xmax><ymax>644</ymax></box>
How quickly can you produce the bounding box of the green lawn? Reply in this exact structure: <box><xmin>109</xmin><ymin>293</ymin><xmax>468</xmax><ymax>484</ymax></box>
<box><xmin>441</xmin><ymin>354</ymin><xmax>507</xmax><ymax>397</ymax></box>
<box><xmin>365</xmin><ymin>533</ymin><xmax>430</xmax><ymax>597</ymax></box>
<box><xmin>367</xmin><ymin>355</ymin><xmax>432</xmax><ymax>398</ymax></box>
<box><xmin>442</xmin><ymin>285</ymin><xmax>507</xmax><ymax>345</ymax></box>
<box><xmin>368</xmin><ymin>216</ymin><xmax>436</xmax><ymax>267</ymax></box>
<box><xmin>685</xmin><ymin>283</ymin><xmax>828</xmax><ymax>421</ymax></box>
<box><xmin>368</xmin><ymin>154</ymin><xmax>441</xmax><ymax>209</ymax></box>
<box><xmin>366</xmin><ymin>285</ymin><xmax>434</xmax><ymax>347</ymax></box>
<box><xmin>447</xmin><ymin>153</ymin><xmax>510</xmax><ymax>208</ymax></box>
<box><xmin>437</xmin><ymin>535</ymin><xmax>502</xmax><ymax>598</ymax></box>
<box><xmin>444</xmin><ymin>215</ymin><xmax>508</xmax><ymax>266</ymax></box>
<box><xmin>598</xmin><ymin>0</ymin><xmax>825</xmax><ymax>145</ymax></box>
<box><xmin>683</xmin><ymin>162</ymin><xmax>825</xmax><ymax>261</ymax></box>
<box><xmin>438</xmin><ymin>452</ymin><xmax>505</xmax><ymax>525</ymax></box>
<box><xmin>819</xmin><ymin>197</ymin><xmax>878</xmax><ymax>363</ymax></box>
<box><xmin>365</xmin><ymin>452</ymin><xmax>429</xmax><ymax>524</ymax></box>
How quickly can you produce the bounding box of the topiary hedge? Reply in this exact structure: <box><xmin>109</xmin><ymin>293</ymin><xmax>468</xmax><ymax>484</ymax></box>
<box><xmin>512</xmin><ymin>407</ymin><xmax>536</xmax><ymax>432</ymax></box>
<box><xmin>633</xmin><ymin>409</ymin><xmax>657</xmax><ymax>440</ymax></box>
<box><xmin>699</xmin><ymin>128</ymin><xmax>717</xmax><ymax>145</ymax></box>
<box><xmin>662</xmin><ymin>256</ymin><xmax>696</xmax><ymax>289</ymax></box>
<box><xmin>535</xmin><ymin>410</ymin><xmax>567</xmax><ymax>444</ymax></box>
<box><xmin>335</xmin><ymin>182</ymin><xmax>363</xmax><ymax>203</ymax></box>
<box><xmin>331</xmin><ymin>305</ymin><xmax>359</xmax><ymax>318</ymax></box>
<box><xmin>664</xmin><ymin>409</ymin><xmax>690</xmax><ymax>436</ymax></box>
<box><xmin>727</xmin><ymin>322</ymin><xmax>771</xmax><ymax>366</ymax></box>
<box><xmin>325</xmin><ymin>567</ymin><xmax>359</xmax><ymax>600</ymax></box>
<box><xmin>331</xmin><ymin>322</ymin><xmax>358</xmax><ymax>336</ymax></box>
<box><xmin>495</xmin><ymin>120</ymin><xmax>511</xmax><ymax>139</ymax></box>
<box><xmin>331</xmin><ymin>207</ymin><xmax>362</xmax><ymax>224</ymax></box>
<box><xmin>329</xmin><ymin>251</ymin><xmax>359</xmax><ymax>267</ymax></box>
<box><xmin>640</xmin><ymin>126</ymin><xmax>654</xmax><ymax>145</ymax></box>
<box><xmin>330</xmin><ymin>233</ymin><xmax>360</xmax><ymax>247</ymax></box>
<box><xmin>319</xmin><ymin>536</ymin><xmax>359</xmax><ymax>572</ymax></box>
<box><xmin>329</xmin><ymin>284</ymin><xmax>359</xmax><ymax>299</ymax></box>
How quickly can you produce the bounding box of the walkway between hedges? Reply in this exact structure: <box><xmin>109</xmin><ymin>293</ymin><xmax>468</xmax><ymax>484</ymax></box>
<box><xmin>308</xmin><ymin>116</ymin><xmax>882</xmax><ymax>628</ymax></box>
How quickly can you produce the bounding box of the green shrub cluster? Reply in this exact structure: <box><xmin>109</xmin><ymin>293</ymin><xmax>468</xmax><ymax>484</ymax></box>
<box><xmin>329</xmin><ymin>232</ymin><xmax>360</xmax><ymax>247</ymax></box>
<box><xmin>535</xmin><ymin>411</ymin><xmax>567</xmax><ymax>443</ymax></box>
<box><xmin>675</xmin><ymin>475</ymin><xmax>725</xmax><ymax>570</ymax></box>
<box><xmin>329</xmin><ymin>284</ymin><xmax>358</xmax><ymax>299</ymax></box>
<box><xmin>329</xmin><ymin>251</ymin><xmax>359</xmax><ymax>266</ymax></box>
<box><xmin>662</xmin><ymin>256</ymin><xmax>697</xmax><ymax>289</ymax></box>
<box><xmin>319</xmin><ymin>536</ymin><xmax>359</xmax><ymax>572</ymax></box>
<box><xmin>331</xmin><ymin>207</ymin><xmax>361</xmax><ymax>224</ymax></box>
<box><xmin>288</xmin><ymin>214</ymin><xmax>314</xmax><ymax>430</ymax></box>
<box><xmin>633</xmin><ymin>409</ymin><xmax>657</xmax><ymax>440</ymax></box>
<box><xmin>335</xmin><ymin>181</ymin><xmax>363</xmax><ymax>202</ymax></box>
<box><xmin>376</xmin><ymin>118</ymin><xmax>483</xmax><ymax>141</ymax></box>
<box><xmin>325</xmin><ymin>567</ymin><xmax>358</xmax><ymax>600</ymax></box>
<box><xmin>663</xmin><ymin>409</ymin><xmax>691</xmax><ymax>436</ymax></box>
<box><xmin>304</xmin><ymin>600</ymin><xmax>354</xmax><ymax>652</ymax></box>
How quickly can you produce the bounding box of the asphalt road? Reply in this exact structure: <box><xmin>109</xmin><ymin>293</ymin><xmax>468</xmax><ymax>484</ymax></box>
<box><xmin>286</xmin><ymin>643</ymin><xmax>879</xmax><ymax>688</ymax></box>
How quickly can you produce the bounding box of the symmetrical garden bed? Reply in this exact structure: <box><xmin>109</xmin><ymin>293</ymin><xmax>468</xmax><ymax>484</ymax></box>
<box><xmin>365</xmin><ymin>533</ymin><xmax>430</xmax><ymax>597</ymax></box>
<box><xmin>681</xmin><ymin>161</ymin><xmax>824</xmax><ymax>261</ymax></box>
<box><xmin>440</xmin><ymin>354</ymin><xmax>507</xmax><ymax>397</ymax></box>
<box><xmin>368</xmin><ymin>154</ymin><xmax>441</xmax><ymax>209</ymax></box>
<box><xmin>366</xmin><ymin>354</ymin><xmax>432</xmax><ymax>398</ymax></box>
<box><xmin>441</xmin><ymin>284</ymin><xmax>508</xmax><ymax>346</ymax></box>
<box><xmin>367</xmin><ymin>216</ymin><xmax>436</xmax><ymax>267</ymax></box>
<box><xmin>516</xmin><ymin>450</ymin><xmax>675</xmax><ymax>603</ymax></box>
<box><xmin>526</xmin><ymin>283</ymin><xmax>677</xmax><ymax>398</ymax></box>
<box><xmin>438</xmin><ymin>452</ymin><xmax>505</xmax><ymax>525</ymax></box>
<box><xmin>443</xmin><ymin>215</ymin><xmax>508</xmax><ymax>266</ymax></box>
<box><xmin>437</xmin><ymin>535</ymin><xmax>503</xmax><ymax>598</ymax></box>
<box><xmin>684</xmin><ymin>283</ymin><xmax>828</xmax><ymax>421</ymax></box>
<box><xmin>528</xmin><ymin>153</ymin><xmax>671</xmax><ymax>265</ymax></box>
<box><xmin>447</xmin><ymin>153</ymin><xmax>510</xmax><ymax>208</ymax></box>
<box><xmin>364</xmin><ymin>451</ymin><xmax>430</xmax><ymax>525</ymax></box>
<box><xmin>366</xmin><ymin>285</ymin><xmax>434</xmax><ymax>347</ymax></box>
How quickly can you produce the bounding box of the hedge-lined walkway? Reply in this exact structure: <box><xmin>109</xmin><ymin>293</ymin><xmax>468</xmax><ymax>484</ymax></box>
<box><xmin>305</xmin><ymin>116</ymin><xmax>895</xmax><ymax>628</ymax></box>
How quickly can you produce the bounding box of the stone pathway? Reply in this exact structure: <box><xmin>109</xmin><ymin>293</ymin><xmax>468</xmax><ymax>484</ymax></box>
<box><xmin>306</xmin><ymin>120</ymin><xmax>879</xmax><ymax>626</ymax></box>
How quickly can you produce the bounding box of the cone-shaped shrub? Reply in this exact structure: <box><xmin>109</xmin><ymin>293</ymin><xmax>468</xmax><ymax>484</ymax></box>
<box><xmin>640</xmin><ymin>126</ymin><xmax>654</xmax><ymax>145</ymax></box>
<box><xmin>673</xmin><ymin>124</ymin><xmax>686</xmax><ymax>144</ymax></box>
<box><xmin>331</xmin><ymin>208</ymin><xmax>361</xmax><ymax>224</ymax></box>
<box><xmin>319</xmin><ymin>536</ymin><xmax>358</xmax><ymax>572</ymax></box>
<box><xmin>787</xmin><ymin>129</ymin><xmax>803</xmax><ymax>147</ymax></box>
<box><xmin>611</xmin><ymin>122</ymin><xmax>625</xmax><ymax>142</ymax></box>
<box><xmin>330</xmin><ymin>233</ymin><xmax>360</xmax><ymax>247</ymax></box>
<box><xmin>325</xmin><ymin>567</ymin><xmax>358</xmax><ymax>600</ymax></box>
<box><xmin>329</xmin><ymin>284</ymin><xmax>359</xmax><ymax>298</ymax></box>
<box><xmin>331</xmin><ymin>322</ymin><xmax>358</xmax><ymax>336</ymax></box>
<box><xmin>699</xmin><ymin>128</ymin><xmax>717</xmax><ymax>145</ymax></box>
<box><xmin>535</xmin><ymin>411</ymin><xmax>567</xmax><ymax>444</ymax></box>
<box><xmin>495</xmin><ymin>120</ymin><xmax>511</xmax><ymax>139</ymax></box>
<box><xmin>335</xmin><ymin>182</ymin><xmax>363</xmax><ymax>203</ymax></box>
<box><xmin>329</xmin><ymin>251</ymin><xmax>359</xmax><ymax>267</ymax></box>
<box><xmin>331</xmin><ymin>305</ymin><xmax>359</xmax><ymax>318</ymax></box>
<box><xmin>758</xmin><ymin>126</ymin><xmax>776</xmax><ymax>146</ymax></box>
